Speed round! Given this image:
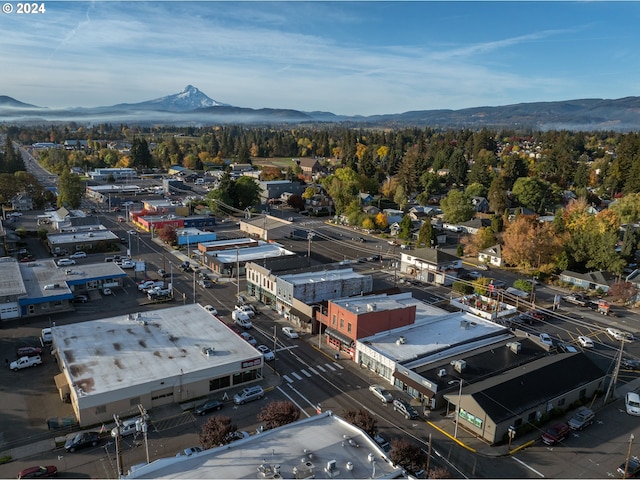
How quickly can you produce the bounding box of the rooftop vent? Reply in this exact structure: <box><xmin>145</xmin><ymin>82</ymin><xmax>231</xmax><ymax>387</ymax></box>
<box><xmin>367</xmin><ymin>303</ymin><xmax>377</xmax><ymax>312</ymax></box>
<box><xmin>451</xmin><ymin>359</ymin><xmax>466</xmax><ymax>373</ymax></box>
<box><xmin>437</xmin><ymin>368</ymin><xmax>447</xmax><ymax>378</ymax></box>
<box><xmin>396</xmin><ymin>336</ymin><xmax>406</xmax><ymax>346</ymax></box>
<box><xmin>460</xmin><ymin>320</ymin><xmax>470</xmax><ymax>329</ymax></box>
<box><xmin>324</xmin><ymin>460</ymin><xmax>340</xmax><ymax>478</ymax></box>
<box><xmin>201</xmin><ymin>347</ymin><xmax>215</xmax><ymax>357</ymax></box>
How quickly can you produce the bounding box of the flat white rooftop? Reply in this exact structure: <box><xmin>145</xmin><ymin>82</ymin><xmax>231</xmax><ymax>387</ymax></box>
<box><xmin>207</xmin><ymin>244</ymin><xmax>294</xmax><ymax>263</ymax></box>
<box><xmin>332</xmin><ymin>291</ymin><xmax>447</xmax><ymax>316</ymax></box>
<box><xmin>0</xmin><ymin>257</ymin><xmax>27</xmax><ymax>297</ymax></box>
<box><xmin>48</xmin><ymin>230</ymin><xmax>119</xmax><ymax>244</ymax></box>
<box><xmin>358</xmin><ymin>311</ymin><xmax>507</xmax><ymax>363</ymax></box>
<box><xmin>200</xmin><ymin>238</ymin><xmax>257</xmax><ymax>248</ymax></box>
<box><xmin>281</xmin><ymin>268</ymin><xmax>364</xmax><ymax>285</ymax></box>
<box><xmin>126</xmin><ymin>412</ymin><xmax>400</xmax><ymax>479</ymax></box>
<box><xmin>54</xmin><ymin>304</ymin><xmax>261</xmax><ymax>398</ymax></box>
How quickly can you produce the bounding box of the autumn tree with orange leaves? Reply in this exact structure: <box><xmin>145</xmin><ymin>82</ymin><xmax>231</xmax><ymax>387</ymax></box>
<box><xmin>501</xmin><ymin>216</ymin><xmax>563</xmax><ymax>272</ymax></box>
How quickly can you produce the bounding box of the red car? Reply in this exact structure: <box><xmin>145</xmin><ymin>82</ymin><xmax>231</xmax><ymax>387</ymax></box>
<box><xmin>17</xmin><ymin>346</ymin><xmax>43</xmax><ymax>357</ymax></box>
<box><xmin>17</xmin><ymin>465</ymin><xmax>58</xmax><ymax>479</ymax></box>
<box><xmin>541</xmin><ymin>422</ymin><xmax>570</xmax><ymax>445</ymax></box>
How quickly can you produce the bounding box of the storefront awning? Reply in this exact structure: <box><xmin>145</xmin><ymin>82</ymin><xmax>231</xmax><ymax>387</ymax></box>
<box><xmin>289</xmin><ymin>307</ymin><xmax>312</xmax><ymax>324</ymax></box>
<box><xmin>325</xmin><ymin>327</ymin><xmax>353</xmax><ymax>346</ymax></box>
<box><xmin>393</xmin><ymin>370</ymin><xmax>434</xmax><ymax>398</ymax></box>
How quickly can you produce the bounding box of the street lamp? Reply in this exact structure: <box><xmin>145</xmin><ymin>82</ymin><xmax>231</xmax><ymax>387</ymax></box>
<box><xmin>448</xmin><ymin>379</ymin><xmax>463</xmax><ymax>439</ymax></box>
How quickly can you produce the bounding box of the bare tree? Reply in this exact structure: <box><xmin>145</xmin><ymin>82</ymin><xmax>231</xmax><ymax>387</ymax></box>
<box><xmin>342</xmin><ymin>409</ymin><xmax>377</xmax><ymax>437</ymax></box>
<box><xmin>199</xmin><ymin>415</ymin><xmax>237</xmax><ymax>449</ymax></box>
<box><xmin>257</xmin><ymin>401</ymin><xmax>300</xmax><ymax>430</ymax></box>
<box><xmin>389</xmin><ymin>438</ymin><xmax>428</xmax><ymax>476</ymax></box>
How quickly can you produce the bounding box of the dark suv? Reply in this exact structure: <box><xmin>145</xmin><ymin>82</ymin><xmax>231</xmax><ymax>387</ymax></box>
<box><xmin>393</xmin><ymin>399</ymin><xmax>419</xmax><ymax>419</ymax></box>
<box><xmin>64</xmin><ymin>431</ymin><xmax>100</xmax><ymax>452</ymax></box>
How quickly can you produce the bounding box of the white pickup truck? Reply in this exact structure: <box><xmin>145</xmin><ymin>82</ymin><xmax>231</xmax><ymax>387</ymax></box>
<box><xmin>10</xmin><ymin>355</ymin><xmax>42</xmax><ymax>371</ymax></box>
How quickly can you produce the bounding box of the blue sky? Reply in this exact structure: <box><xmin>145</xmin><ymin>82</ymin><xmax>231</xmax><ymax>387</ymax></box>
<box><xmin>2</xmin><ymin>1</ymin><xmax>639</xmax><ymax>115</ymax></box>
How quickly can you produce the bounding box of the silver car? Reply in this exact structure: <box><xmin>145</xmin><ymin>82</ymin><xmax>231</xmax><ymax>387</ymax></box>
<box><xmin>369</xmin><ymin>384</ymin><xmax>393</xmax><ymax>403</ymax></box>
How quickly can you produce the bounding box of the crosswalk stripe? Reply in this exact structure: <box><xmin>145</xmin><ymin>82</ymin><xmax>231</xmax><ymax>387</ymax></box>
<box><xmin>316</xmin><ymin>365</ymin><xmax>326</xmax><ymax>372</ymax></box>
<box><xmin>324</xmin><ymin>363</ymin><xmax>336</xmax><ymax>371</ymax></box>
<box><xmin>308</xmin><ymin>367</ymin><xmax>319</xmax><ymax>375</ymax></box>
<box><xmin>333</xmin><ymin>362</ymin><xmax>344</xmax><ymax>369</ymax></box>
<box><xmin>291</xmin><ymin>372</ymin><xmax>303</xmax><ymax>380</ymax></box>
<box><xmin>283</xmin><ymin>374</ymin><xmax>293</xmax><ymax>383</ymax></box>
<box><xmin>301</xmin><ymin>369</ymin><xmax>312</xmax><ymax>377</ymax></box>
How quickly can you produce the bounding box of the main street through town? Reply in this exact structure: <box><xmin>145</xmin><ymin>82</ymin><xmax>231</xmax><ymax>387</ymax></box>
<box><xmin>3</xmin><ymin>153</ymin><xmax>640</xmax><ymax>477</ymax></box>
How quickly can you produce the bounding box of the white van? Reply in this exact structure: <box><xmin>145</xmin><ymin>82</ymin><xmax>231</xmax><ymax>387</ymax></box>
<box><xmin>233</xmin><ymin>310</ymin><xmax>252</xmax><ymax>329</ymax></box>
<box><xmin>626</xmin><ymin>392</ymin><xmax>640</xmax><ymax>416</ymax></box>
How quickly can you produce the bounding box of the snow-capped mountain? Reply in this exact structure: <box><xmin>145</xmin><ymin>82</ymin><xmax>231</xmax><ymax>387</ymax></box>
<box><xmin>111</xmin><ymin>85</ymin><xmax>229</xmax><ymax>112</ymax></box>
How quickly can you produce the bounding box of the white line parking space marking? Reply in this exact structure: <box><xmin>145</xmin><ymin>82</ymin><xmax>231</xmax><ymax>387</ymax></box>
<box><xmin>301</xmin><ymin>369</ymin><xmax>312</xmax><ymax>377</ymax></box>
<box><xmin>324</xmin><ymin>363</ymin><xmax>336</xmax><ymax>371</ymax></box>
<box><xmin>316</xmin><ymin>365</ymin><xmax>326</xmax><ymax>372</ymax></box>
<box><xmin>333</xmin><ymin>362</ymin><xmax>344</xmax><ymax>369</ymax></box>
<box><xmin>283</xmin><ymin>374</ymin><xmax>293</xmax><ymax>383</ymax></box>
<box><xmin>308</xmin><ymin>367</ymin><xmax>319</xmax><ymax>375</ymax></box>
<box><xmin>291</xmin><ymin>372</ymin><xmax>303</xmax><ymax>380</ymax></box>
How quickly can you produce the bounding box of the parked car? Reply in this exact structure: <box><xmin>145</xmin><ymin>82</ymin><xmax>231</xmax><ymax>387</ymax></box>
<box><xmin>41</xmin><ymin>328</ymin><xmax>52</xmax><ymax>345</ymax></box>
<box><xmin>282</xmin><ymin>327</ymin><xmax>299</xmax><ymax>339</ymax></box>
<box><xmin>623</xmin><ymin>358</ymin><xmax>640</xmax><ymax>370</ymax></box>
<box><xmin>195</xmin><ymin>399</ymin><xmax>223</xmax><ymax>415</ymax></box>
<box><xmin>568</xmin><ymin>407</ymin><xmax>595</xmax><ymax>431</ymax></box>
<box><xmin>369</xmin><ymin>384</ymin><xmax>393</xmax><ymax>403</ymax></box>
<box><xmin>10</xmin><ymin>355</ymin><xmax>42</xmax><ymax>371</ymax></box>
<box><xmin>198</xmin><ymin>279</ymin><xmax>214</xmax><ymax>288</ymax></box>
<box><xmin>17</xmin><ymin>465</ymin><xmax>58</xmax><ymax>479</ymax></box>
<box><xmin>203</xmin><ymin>305</ymin><xmax>218</xmax><ymax>315</ymax></box>
<box><xmin>233</xmin><ymin>385</ymin><xmax>264</xmax><ymax>405</ymax></box>
<box><xmin>578</xmin><ymin>336</ymin><xmax>594</xmax><ymax>348</ymax></box>
<box><xmin>539</xmin><ymin>333</ymin><xmax>554</xmax><ymax>347</ymax></box>
<box><xmin>56</xmin><ymin>258</ymin><xmax>75</xmax><ymax>266</ymax></box>
<box><xmin>16</xmin><ymin>346</ymin><xmax>42</xmax><ymax>357</ymax></box>
<box><xmin>128</xmin><ymin>230</ymin><xmax>137</xmax><ymax>236</ymax></box>
<box><xmin>102</xmin><ymin>287</ymin><xmax>112</xmax><ymax>296</ymax></box>
<box><xmin>176</xmin><ymin>446</ymin><xmax>202</xmax><ymax>457</ymax></box>
<box><xmin>256</xmin><ymin>344</ymin><xmax>274</xmax><ymax>361</ymax></box>
<box><xmin>158</xmin><ymin>269</ymin><xmax>169</xmax><ymax>278</ymax></box>
<box><xmin>617</xmin><ymin>457</ymin><xmax>640</xmax><ymax>478</ymax></box>
<box><xmin>626</xmin><ymin>392</ymin><xmax>640</xmax><ymax>416</ymax></box>
<box><xmin>111</xmin><ymin>417</ymin><xmax>144</xmax><ymax>438</ymax></box>
<box><xmin>235</xmin><ymin>305</ymin><xmax>255</xmax><ymax>317</ymax></box>
<box><xmin>71</xmin><ymin>294</ymin><xmax>89</xmax><ymax>303</ymax></box>
<box><xmin>69</xmin><ymin>251</ymin><xmax>87</xmax><ymax>259</ymax></box>
<box><xmin>467</xmin><ymin>271</ymin><xmax>482</xmax><ymax>280</ymax></box>
<box><xmin>562</xmin><ymin>293</ymin><xmax>588</xmax><ymax>306</ymax></box>
<box><xmin>392</xmin><ymin>399</ymin><xmax>418</xmax><ymax>419</ymax></box>
<box><xmin>607</xmin><ymin>327</ymin><xmax>634</xmax><ymax>342</ymax></box>
<box><xmin>240</xmin><ymin>332</ymin><xmax>257</xmax><ymax>346</ymax></box>
<box><xmin>373</xmin><ymin>434</ymin><xmax>390</xmax><ymax>452</ymax></box>
<box><xmin>541</xmin><ymin>422</ymin><xmax>570</xmax><ymax>445</ymax></box>
<box><xmin>120</xmin><ymin>260</ymin><xmax>136</xmax><ymax>269</ymax></box>
<box><xmin>64</xmin><ymin>431</ymin><xmax>100</xmax><ymax>452</ymax></box>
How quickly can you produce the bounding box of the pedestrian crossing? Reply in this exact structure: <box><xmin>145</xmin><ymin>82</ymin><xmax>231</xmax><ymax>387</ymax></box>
<box><xmin>282</xmin><ymin>362</ymin><xmax>344</xmax><ymax>384</ymax></box>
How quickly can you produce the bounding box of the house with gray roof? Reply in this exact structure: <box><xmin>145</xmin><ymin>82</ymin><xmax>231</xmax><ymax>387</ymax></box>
<box><xmin>560</xmin><ymin>270</ymin><xmax>616</xmax><ymax>292</ymax></box>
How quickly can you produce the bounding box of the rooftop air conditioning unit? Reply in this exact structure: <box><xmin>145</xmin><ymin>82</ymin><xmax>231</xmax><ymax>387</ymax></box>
<box><xmin>201</xmin><ymin>347</ymin><xmax>215</xmax><ymax>356</ymax></box>
<box><xmin>437</xmin><ymin>368</ymin><xmax>447</xmax><ymax>378</ymax></box>
<box><xmin>451</xmin><ymin>359</ymin><xmax>466</xmax><ymax>373</ymax></box>
<box><xmin>367</xmin><ymin>303</ymin><xmax>376</xmax><ymax>312</ymax></box>
<box><xmin>396</xmin><ymin>336</ymin><xmax>406</xmax><ymax>345</ymax></box>
<box><xmin>460</xmin><ymin>320</ymin><xmax>470</xmax><ymax>329</ymax></box>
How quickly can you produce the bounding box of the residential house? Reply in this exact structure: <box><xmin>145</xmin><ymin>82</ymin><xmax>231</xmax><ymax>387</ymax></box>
<box><xmin>358</xmin><ymin>193</ymin><xmax>374</xmax><ymax>205</ymax></box>
<box><xmin>460</xmin><ymin>218</ymin><xmax>491</xmax><ymax>235</ymax></box>
<box><xmin>478</xmin><ymin>245</ymin><xmax>503</xmax><ymax>267</ymax></box>
<box><xmin>10</xmin><ymin>193</ymin><xmax>33</xmax><ymax>211</ymax></box>
<box><xmin>400</xmin><ymin>248</ymin><xmax>462</xmax><ymax>285</ymax></box>
<box><xmin>471</xmin><ymin>196</ymin><xmax>490</xmax><ymax>213</ymax></box>
<box><xmin>384</xmin><ymin>208</ymin><xmax>404</xmax><ymax>225</ymax></box>
<box><xmin>560</xmin><ymin>270</ymin><xmax>616</xmax><ymax>293</ymax></box>
<box><xmin>362</xmin><ymin>205</ymin><xmax>380</xmax><ymax>216</ymax></box>
<box><xmin>296</xmin><ymin>158</ymin><xmax>324</xmax><ymax>180</ymax></box>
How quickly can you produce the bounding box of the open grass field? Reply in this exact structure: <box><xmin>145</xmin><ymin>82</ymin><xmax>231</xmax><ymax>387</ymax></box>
<box><xmin>251</xmin><ymin>157</ymin><xmax>297</xmax><ymax>168</ymax></box>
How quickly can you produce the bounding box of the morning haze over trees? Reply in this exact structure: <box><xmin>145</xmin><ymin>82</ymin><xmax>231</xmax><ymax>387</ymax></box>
<box><xmin>3</xmin><ymin>121</ymin><xmax>640</xmax><ymax>281</ymax></box>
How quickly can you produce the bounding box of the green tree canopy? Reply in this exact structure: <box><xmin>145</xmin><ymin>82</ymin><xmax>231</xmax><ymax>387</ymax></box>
<box><xmin>57</xmin><ymin>170</ymin><xmax>84</xmax><ymax>208</ymax></box>
<box><xmin>440</xmin><ymin>189</ymin><xmax>475</xmax><ymax>224</ymax></box>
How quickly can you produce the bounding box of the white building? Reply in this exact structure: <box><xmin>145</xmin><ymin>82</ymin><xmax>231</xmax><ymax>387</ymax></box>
<box><xmin>51</xmin><ymin>304</ymin><xmax>266</xmax><ymax>426</ymax></box>
<box><xmin>126</xmin><ymin>411</ymin><xmax>399</xmax><ymax>479</ymax></box>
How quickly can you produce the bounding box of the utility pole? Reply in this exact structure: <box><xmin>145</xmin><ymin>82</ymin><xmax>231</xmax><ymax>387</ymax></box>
<box><xmin>113</xmin><ymin>414</ymin><xmax>124</xmax><ymax>477</ymax></box>
<box><xmin>273</xmin><ymin>324</ymin><xmax>277</xmax><ymax>374</ymax></box>
<box><xmin>307</xmin><ymin>232</ymin><xmax>314</xmax><ymax>266</ymax></box>
<box><xmin>192</xmin><ymin>269</ymin><xmax>196</xmax><ymax>304</ymax></box>
<box><xmin>604</xmin><ymin>339</ymin><xmax>625</xmax><ymax>404</ymax></box>
<box><xmin>137</xmin><ymin>405</ymin><xmax>150</xmax><ymax>464</ymax></box>
<box><xmin>236</xmin><ymin>247</ymin><xmax>240</xmax><ymax>300</ymax></box>
<box><xmin>625</xmin><ymin>433</ymin><xmax>635</xmax><ymax>479</ymax></box>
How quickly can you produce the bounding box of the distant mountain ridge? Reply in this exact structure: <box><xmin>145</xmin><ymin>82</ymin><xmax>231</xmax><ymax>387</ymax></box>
<box><xmin>2</xmin><ymin>86</ymin><xmax>640</xmax><ymax>131</ymax></box>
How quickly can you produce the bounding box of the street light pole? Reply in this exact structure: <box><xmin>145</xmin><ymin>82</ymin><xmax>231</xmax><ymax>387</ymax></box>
<box><xmin>448</xmin><ymin>379</ymin><xmax>463</xmax><ymax>439</ymax></box>
<box><xmin>236</xmin><ymin>247</ymin><xmax>240</xmax><ymax>300</ymax></box>
<box><xmin>625</xmin><ymin>433</ymin><xmax>635</xmax><ymax>479</ymax></box>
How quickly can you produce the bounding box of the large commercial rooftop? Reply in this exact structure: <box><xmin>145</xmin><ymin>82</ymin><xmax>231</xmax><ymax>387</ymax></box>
<box><xmin>280</xmin><ymin>268</ymin><xmax>365</xmax><ymax>285</ymax></box>
<box><xmin>206</xmin><ymin>243</ymin><xmax>295</xmax><ymax>264</ymax></box>
<box><xmin>0</xmin><ymin>257</ymin><xmax>27</xmax><ymax>297</ymax></box>
<box><xmin>332</xmin><ymin>291</ymin><xmax>446</xmax><ymax>317</ymax></box>
<box><xmin>53</xmin><ymin>304</ymin><xmax>261</xmax><ymax>399</ymax></box>
<box><xmin>126</xmin><ymin>411</ymin><xmax>400</xmax><ymax>479</ymax></box>
<box><xmin>47</xmin><ymin>229</ymin><xmax>120</xmax><ymax>245</ymax></box>
<box><xmin>358</xmin><ymin>311</ymin><xmax>508</xmax><ymax>364</ymax></box>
